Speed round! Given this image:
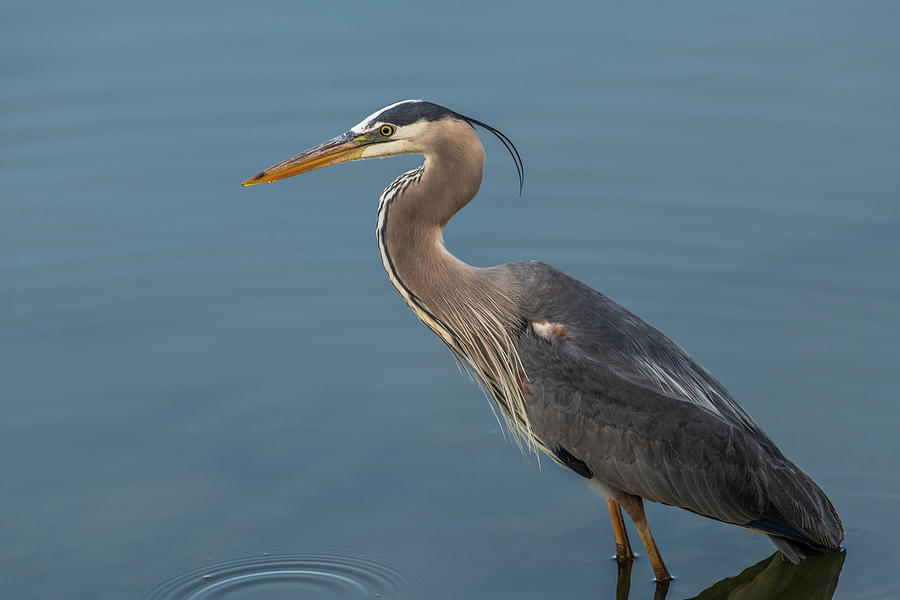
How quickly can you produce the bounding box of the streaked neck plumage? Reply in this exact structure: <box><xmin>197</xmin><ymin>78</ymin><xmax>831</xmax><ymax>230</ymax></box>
<box><xmin>375</xmin><ymin>119</ymin><xmax>485</xmax><ymax>343</ymax></box>
<box><xmin>374</xmin><ymin>118</ymin><xmax>538</xmax><ymax>451</ymax></box>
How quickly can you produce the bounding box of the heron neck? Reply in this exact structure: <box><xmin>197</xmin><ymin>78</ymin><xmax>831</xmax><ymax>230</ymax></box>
<box><xmin>378</xmin><ymin>156</ymin><xmax>479</xmax><ymax>300</ymax></box>
<box><xmin>375</xmin><ymin>136</ymin><xmax>490</xmax><ymax>343</ymax></box>
<box><xmin>375</xmin><ymin>140</ymin><xmax>532</xmax><ymax>450</ymax></box>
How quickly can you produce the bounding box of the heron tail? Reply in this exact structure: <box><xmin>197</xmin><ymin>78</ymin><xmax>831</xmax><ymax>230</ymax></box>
<box><xmin>750</xmin><ymin>459</ymin><xmax>844</xmax><ymax>559</ymax></box>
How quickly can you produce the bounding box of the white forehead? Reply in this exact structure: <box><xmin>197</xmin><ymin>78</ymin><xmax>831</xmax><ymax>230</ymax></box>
<box><xmin>350</xmin><ymin>99</ymin><xmax>422</xmax><ymax>133</ymax></box>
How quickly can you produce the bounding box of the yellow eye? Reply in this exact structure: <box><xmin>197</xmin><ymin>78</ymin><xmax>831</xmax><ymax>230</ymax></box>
<box><xmin>380</xmin><ymin>125</ymin><xmax>394</xmax><ymax>137</ymax></box>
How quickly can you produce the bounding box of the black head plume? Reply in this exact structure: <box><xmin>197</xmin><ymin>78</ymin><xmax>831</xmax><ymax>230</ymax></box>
<box><xmin>458</xmin><ymin>113</ymin><xmax>525</xmax><ymax>196</ymax></box>
<box><xmin>373</xmin><ymin>100</ymin><xmax>525</xmax><ymax>195</ymax></box>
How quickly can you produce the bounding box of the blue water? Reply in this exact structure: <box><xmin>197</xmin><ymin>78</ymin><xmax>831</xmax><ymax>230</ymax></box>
<box><xmin>3</xmin><ymin>2</ymin><xmax>899</xmax><ymax>598</ymax></box>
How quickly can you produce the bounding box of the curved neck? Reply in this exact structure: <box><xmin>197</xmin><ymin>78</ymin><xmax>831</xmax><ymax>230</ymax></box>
<box><xmin>374</xmin><ymin>121</ymin><xmax>535</xmax><ymax>450</ymax></box>
<box><xmin>376</xmin><ymin>120</ymin><xmax>486</xmax><ymax>316</ymax></box>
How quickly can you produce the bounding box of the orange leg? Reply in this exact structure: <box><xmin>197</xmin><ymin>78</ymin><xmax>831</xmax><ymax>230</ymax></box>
<box><xmin>607</xmin><ymin>498</ymin><xmax>635</xmax><ymax>560</ymax></box>
<box><xmin>618</xmin><ymin>493</ymin><xmax>673</xmax><ymax>582</ymax></box>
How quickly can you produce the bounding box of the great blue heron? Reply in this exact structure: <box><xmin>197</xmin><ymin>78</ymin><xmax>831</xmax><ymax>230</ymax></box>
<box><xmin>242</xmin><ymin>100</ymin><xmax>844</xmax><ymax>581</ymax></box>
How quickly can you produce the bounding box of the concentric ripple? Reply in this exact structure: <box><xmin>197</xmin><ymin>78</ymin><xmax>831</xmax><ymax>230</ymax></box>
<box><xmin>133</xmin><ymin>548</ymin><xmax>413</xmax><ymax>599</ymax></box>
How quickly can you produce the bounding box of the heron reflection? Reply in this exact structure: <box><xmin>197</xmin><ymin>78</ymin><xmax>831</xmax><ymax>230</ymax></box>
<box><xmin>614</xmin><ymin>550</ymin><xmax>845</xmax><ymax>600</ymax></box>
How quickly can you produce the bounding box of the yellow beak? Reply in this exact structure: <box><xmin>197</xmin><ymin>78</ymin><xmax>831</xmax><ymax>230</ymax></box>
<box><xmin>242</xmin><ymin>133</ymin><xmax>369</xmax><ymax>186</ymax></box>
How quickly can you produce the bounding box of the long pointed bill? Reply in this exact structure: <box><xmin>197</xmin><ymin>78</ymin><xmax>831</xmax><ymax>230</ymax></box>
<box><xmin>242</xmin><ymin>132</ymin><xmax>369</xmax><ymax>186</ymax></box>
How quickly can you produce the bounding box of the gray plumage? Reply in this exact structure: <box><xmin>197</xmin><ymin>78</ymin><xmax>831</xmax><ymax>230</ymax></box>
<box><xmin>243</xmin><ymin>99</ymin><xmax>845</xmax><ymax>577</ymax></box>
<box><xmin>505</xmin><ymin>260</ymin><xmax>843</xmax><ymax>556</ymax></box>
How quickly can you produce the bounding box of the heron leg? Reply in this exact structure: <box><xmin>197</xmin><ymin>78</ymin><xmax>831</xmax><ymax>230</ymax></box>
<box><xmin>618</xmin><ymin>493</ymin><xmax>673</xmax><ymax>582</ymax></box>
<box><xmin>606</xmin><ymin>498</ymin><xmax>635</xmax><ymax>560</ymax></box>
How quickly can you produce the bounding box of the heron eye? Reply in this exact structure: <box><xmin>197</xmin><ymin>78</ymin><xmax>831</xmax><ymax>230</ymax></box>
<box><xmin>380</xmin><ymin>125</ymin><xmax>394</xmax><ymax>137</ymax></box>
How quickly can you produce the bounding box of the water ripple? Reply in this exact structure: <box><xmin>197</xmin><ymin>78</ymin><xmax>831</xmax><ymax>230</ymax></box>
<box><xmin>133</xmin><ymin>548</ymin><xmax>413</xmax><ymax>599</ymax></box>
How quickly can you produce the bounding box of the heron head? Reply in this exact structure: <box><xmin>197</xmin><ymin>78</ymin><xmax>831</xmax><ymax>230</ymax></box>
<box><xmin>241</xmin><ymin>99</ymin><xmax>523</xmax><ymax>192</ymax></box>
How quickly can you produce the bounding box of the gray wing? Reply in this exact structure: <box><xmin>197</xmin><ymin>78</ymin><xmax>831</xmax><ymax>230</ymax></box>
<box><xmin>507</xmin><ymin>260</ymin><xmax>769</xmax><ymax>444</ymax></box>
<box><xmin>502</xmin><ymin>261</ymin><xmax>843</xmax><ymax>550</ymax></box>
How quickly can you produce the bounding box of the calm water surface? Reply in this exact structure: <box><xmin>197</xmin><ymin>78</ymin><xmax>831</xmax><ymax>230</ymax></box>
<box><xmin>3</xmin><ymin>2</ymin><xmax>899</xmax><ymax>598</ymax></box>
